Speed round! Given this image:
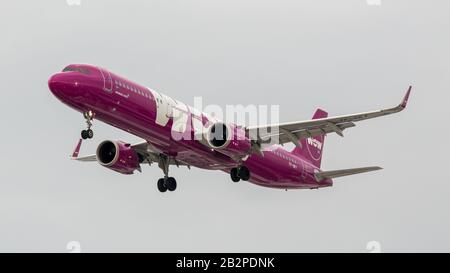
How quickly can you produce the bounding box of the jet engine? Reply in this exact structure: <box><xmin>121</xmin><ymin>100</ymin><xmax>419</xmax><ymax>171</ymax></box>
<box><xmin>96</xmin><ymin>140</ymin><xmax>141</xmax><ymax>174</ymax></box>
<box><xmin>204</xmin><ymin>122</ymin><xmax>252</xmax><ymax>158</ymax></box>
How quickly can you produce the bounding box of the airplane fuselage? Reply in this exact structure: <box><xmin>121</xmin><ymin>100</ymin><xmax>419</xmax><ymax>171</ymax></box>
<box><xmin>48</xmin><ymin>64</ymin><xmax>332</xmax><ymax>189</ymax></box>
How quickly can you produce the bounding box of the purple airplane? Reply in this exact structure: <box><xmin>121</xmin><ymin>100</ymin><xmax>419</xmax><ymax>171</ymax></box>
<box><xmin>48</xmin><ymin>64</ymin><xmax>411</xmax><ymax>192</ymax></box>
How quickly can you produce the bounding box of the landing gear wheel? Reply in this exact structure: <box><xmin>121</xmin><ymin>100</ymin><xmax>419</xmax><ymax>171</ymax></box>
<box><xmin>238</xmin><ymin>166</ymin><xmax>250</xmax><ymax>181</ymax></box>
<box><xmin>81</xmin><ymin>130</ymin><xmax>89</xmax><ymax>140</ymax></box>
<box><xmin>157</xmin><ymin>178</ymin><xmax>167</xmax><ymax>192</ymax></box>
<box><xmin>81</xmin><ymin>111</ymin><xmax>94</xmax><ymax>140</ymax></box>
<box><xmin>157</xmin><ymin>155</ymin><xmax>177</xmax><ymax>192</ymax></box>
<box><xmin>87</xmin><ymin>129</ymin><xmax>94</xmax><ymax>139</ymax></box>
<box><xmin>166</xmin><ymin>177</ymin><xmax>177</xmax><ymax>191</ymax></box>
<box><xmin>230</xmin><ymin>168</ymin><xmax>240</xmax><ymax>182</ymax></box>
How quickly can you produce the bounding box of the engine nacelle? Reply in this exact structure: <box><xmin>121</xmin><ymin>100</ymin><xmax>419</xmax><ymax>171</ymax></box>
<box><xmin>204</xmin><ymin>122</ymin><xmax>252</xmax><ymax>158</ymax></box>
<box><xmin>96</xmin><ymin>140</ymin><xmax>141</xmax><ymax>174</ymax></box>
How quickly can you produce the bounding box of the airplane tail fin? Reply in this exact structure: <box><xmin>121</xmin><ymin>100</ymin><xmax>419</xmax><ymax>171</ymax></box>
<box><xmin>291</xmin><ymin>108</ymin><xmax>328</xmax><ymax>168</ymax></box>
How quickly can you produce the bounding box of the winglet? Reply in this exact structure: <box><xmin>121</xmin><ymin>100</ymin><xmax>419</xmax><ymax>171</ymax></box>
<box><xmin>71</xmin><ymin>139</ymin><xmax>83</xmax><ymax>158</ymax></box>
<box><xmin>400</xmin><ymin>86</ymin><xmax>412</xmax><ymax>109</ymax></box>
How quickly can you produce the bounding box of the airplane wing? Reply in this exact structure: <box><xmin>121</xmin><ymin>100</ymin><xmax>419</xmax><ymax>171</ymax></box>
<box><xmin>71</xmin><ymin>140</ymin><xmax>188</xmax><ymax>167</ymax></box>
<box><xmin>314</xmin><ymin>166</ymin><xmax>382</xmax><ymax>181</ymax></box>
<box><xmin>246</xmin><ymin>86</ymin><xmax>411</xmax><ymax>146</ymax></box>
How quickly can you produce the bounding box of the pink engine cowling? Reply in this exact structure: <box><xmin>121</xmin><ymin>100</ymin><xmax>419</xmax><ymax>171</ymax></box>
<box><xmin>204</xmin><ymin>122</ymin><xmax>252</xmax><ymax>158</ymax></box>
<box><xmin>96</xmin><ymin>140</ymin><xmax>141</xmax><ymax>174</ymax></box>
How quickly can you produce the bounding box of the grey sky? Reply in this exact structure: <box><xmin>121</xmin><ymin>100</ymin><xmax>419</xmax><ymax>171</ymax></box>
<box><xmin>0</xmin><ymin>0</ymin><xmax>449</xmax><ymax>252</ymax></box>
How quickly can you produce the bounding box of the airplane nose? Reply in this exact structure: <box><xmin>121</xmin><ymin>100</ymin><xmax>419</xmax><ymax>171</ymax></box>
<box><xmin>48</xmin><ymin>74</ymin><xmax>61</xmax><ymax>96</ymax></box>
<box><xmin>48</xmin><ymin>73</ymin><xmax>80</xmax><ymax>98</ymax></box>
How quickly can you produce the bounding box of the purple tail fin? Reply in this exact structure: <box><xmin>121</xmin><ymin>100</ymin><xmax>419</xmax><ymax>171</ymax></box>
<box><xmin>291</xmin><ymin>109</ymin><xmax>328</xmax><ymax>168</ymax></box>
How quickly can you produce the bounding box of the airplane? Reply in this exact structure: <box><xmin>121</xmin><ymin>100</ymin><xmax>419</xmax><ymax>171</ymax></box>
<box><xmin>48</xmin><ymin>64</ymin><xmax>411</xmax><ymax>193</ymax></box>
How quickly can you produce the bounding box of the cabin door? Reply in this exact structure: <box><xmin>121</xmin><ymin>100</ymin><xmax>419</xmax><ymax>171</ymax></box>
<box><xmin>98</xmin><ymin>67</ymin><xmax>113</xmax><ymax>93</ymax></box>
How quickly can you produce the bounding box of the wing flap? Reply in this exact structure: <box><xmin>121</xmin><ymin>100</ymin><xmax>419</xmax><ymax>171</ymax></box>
<box><xmin>262</xmin><ymin>122</ymin><xmax>356</xmax><ymax>144</ymax></box>
<box><xmin>314</xmin><ymin>166</ymin><xmax>382</xmax><ymax>181</ymax></box>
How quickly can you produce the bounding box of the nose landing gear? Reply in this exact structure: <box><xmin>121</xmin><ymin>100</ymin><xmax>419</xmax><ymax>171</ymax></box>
<box><xmin>81</xmin><ymin>129</ymin><xmax>93</xmax><ymax>140</ymax></box>
<box><xmin>81</xmin><ymin>111</ymin><xmax>94</xmax><ymax>140</ymax></box>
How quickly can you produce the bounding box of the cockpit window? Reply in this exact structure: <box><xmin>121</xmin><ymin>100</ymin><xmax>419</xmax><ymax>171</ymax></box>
<box><xmin>62</xmin><ymin>66</ymin><xmax>90</xmax><ymax>74</ymax></box>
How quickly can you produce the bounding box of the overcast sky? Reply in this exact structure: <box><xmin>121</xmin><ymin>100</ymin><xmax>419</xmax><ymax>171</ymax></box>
<box><xmin>0</xmin><ymin>0</ymin><xmax>449</xmax><ymax>252</ymax></box>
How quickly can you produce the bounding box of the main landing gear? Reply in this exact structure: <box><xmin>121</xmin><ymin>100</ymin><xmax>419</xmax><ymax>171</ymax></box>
<box><xmin>230</xmin><ymin>166</ymin><xmax>250</xmax><ymax>182</ymax></box>
<box><xmin>156</xmin><ymin>155</ymin><xmax>177</xmax><ymax>193</ymax></box>
<box><xmin>157</xmin><ymin>177</ymin><xmax>177</xmax><ymax>192</ymax></box>
<box><xmin>81</xmin><ymin>111</ymin><xmax>94</xmax><ymax>140</ymax></box>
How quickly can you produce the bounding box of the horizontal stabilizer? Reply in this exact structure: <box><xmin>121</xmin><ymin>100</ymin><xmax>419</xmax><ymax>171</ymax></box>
<box><xmin>73</xmin><ymin>155</ymin><xmax>97</xmax><ymax>161</ymax></box>
<box><xmin>314</xmin><ymin>166</ymin><xmax>382</xmax><ymax>181</ymax></box>
<box><xmin>70</xmin><ymin>138</ymin><xmax>97</xmax><ymax>161</ymax></box>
